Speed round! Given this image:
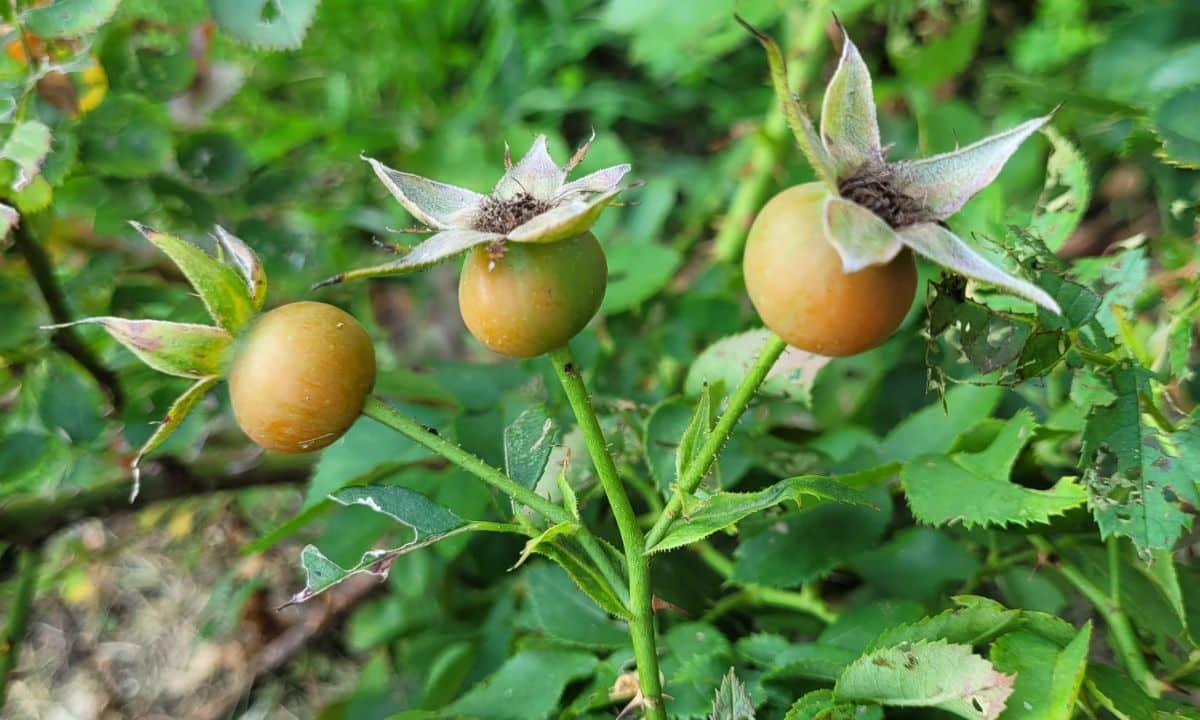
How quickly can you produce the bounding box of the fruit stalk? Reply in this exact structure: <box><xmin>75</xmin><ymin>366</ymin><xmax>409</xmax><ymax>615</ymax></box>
<box><xmin>548</xmin><ymin>346</ymin><xmax>666</xmax><ymax>720</ymax></box>
<box><xmin>645</xmin><ymin>333</ymin><xmax>788</xmax><ymax>549</ymax></box>
<box><xmin>0</xmin><ymin>546</ymin><xmax>41</xmax><ymax>713</ymax></box>
<box><xmin>361</xmin><ymin>395</ymin><xmax>630</xmax><ymax>608</ymax></box>
<box><xmin>712</xmin><ymin>3</ymin><xmax>832</xmax><ymax>263</ymax></box>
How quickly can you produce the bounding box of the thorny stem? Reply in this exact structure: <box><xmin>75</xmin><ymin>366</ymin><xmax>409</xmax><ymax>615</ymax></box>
<box><xmin>361</xmin><ymin>396</ymin><xmax>630</xmax><ymax>610</ymax></box>
<box><xmin>0</xmin><ymin>546</ymin><xmax>40</xmax><ymax>713</ymax></box>
<box><xmin>548</xmin><ymin>346</ymin><xmax>666</xmax><ymax>720</ymax></box>
<box><xmin>13</xmin><ymin>221</ymin><xmax>124</xmax><ymax>410</ymax></box>
<box><xmin>645</xmin><ymin>333</ymin><xmax>788</xmax><ymax>550</ymax></box>
<box><xmin>1029</xmin><ymin>536</ymin><xmax>1165</xmax><ymax>698</ymax></box>
<box><xmin>714</xmin><ymin>4</ymin><xmax>832</xmax><ymax>263</ymax></box>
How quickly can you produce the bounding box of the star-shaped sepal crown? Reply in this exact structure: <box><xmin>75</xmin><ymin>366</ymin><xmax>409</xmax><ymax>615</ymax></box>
<box><xmin>739</xmin><ymin>15</ymin><xmax>1061</xmax><ymax>314</ymax></box>
<box><xmin>316</xmin><ymin>134</ymin><xmax>631</xmax><ymax>288</ymax></box>
<box><xmin>46</xmin><ymin>224</ymin><xmax>267</xmax><ymax>498</ymax></box>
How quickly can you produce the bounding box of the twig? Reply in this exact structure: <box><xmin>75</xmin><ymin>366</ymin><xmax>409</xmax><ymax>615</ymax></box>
<box><xmin>0</xmin><ymin>546</ymin><xmax>41</xmax><ymax>714</ymax></box>
<box><xmin>0</xmin><ymin>455</ymin><xmax>310</xmax><ymax>546</ymax></box>
<box><xmin>12</xmin><ymin>221</ymin><xmax>124</xmax><ymax>410</ymax></box>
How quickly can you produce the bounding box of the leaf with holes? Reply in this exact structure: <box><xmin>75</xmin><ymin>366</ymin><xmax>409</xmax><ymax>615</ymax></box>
<box><xmin>1081</xmin><ymin>361</ymin><xmax>1200</xmax><ymax>556</ymax></box>
<box><xmin>1030</xmin><ymin>128</ymin><xmax>1090</xmax><ymax>252</ymax></box>
<box><xmin>505</xmin><ymin>405</ymin><xmax>560</xmax><ymax>490</ymax></box>
<box><xmin>835</xmin><ymin>640</ymin><xmax>1015</xmax><ymax>719</ymax></box>
<box><xmin>284</xmin><ymin>485</ymin><xmax>474</xmax><ymax>606</ymax></box>
<box><xmin>209</xmin><ymin>0</ymin><xmax>321</xmax><ymax>51</ymax></box>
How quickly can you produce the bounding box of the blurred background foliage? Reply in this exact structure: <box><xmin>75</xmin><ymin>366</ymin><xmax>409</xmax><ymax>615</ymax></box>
<box><xmin>1</xmin><ymin>0</ymin><xmax>1199</xmax><ymax>718</ymax></box>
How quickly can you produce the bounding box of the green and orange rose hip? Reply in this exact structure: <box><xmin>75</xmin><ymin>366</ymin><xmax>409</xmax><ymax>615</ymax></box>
<box><xmin>739</xmin><ymin>18</ymin><xmax>1061</xmax><ymax>357</ymax></box>
<box><xmin>55</xmin><ymin>224</ymin><xmax>377</xmax><ymax>494</ymax></box>
<box><xmin>228</xmin><ymin>301</ymin><xmax>375</xmax><ymax>453</ymax></box>
<box><xmin>318</xmin><ymin>134</ymin><xmax>630</xmax><ymax>358</ymax></box>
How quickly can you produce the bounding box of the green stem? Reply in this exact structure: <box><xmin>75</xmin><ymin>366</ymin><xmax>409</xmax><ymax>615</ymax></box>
<box><xmin>361</xmin><ymin>396</ymin><xmax>629</xmax><ymax>609</ymax></box>
<box><xmin>646</xmin><ymin>333</ymin><xmax>788</xmax><ymax>550</ymax></box>
<box><xmin>695</xmin><ymin>541</ymin><xmax>836</xmax><ymax>623</ymax></box>
<box><xmin>14</xmin><ymin>221</ymin><xmax>124</xmax><ymax>410</ymax></box>
<box><xmin>712</xmin><ymin>5</ymin><xmax>832</xmax><ymax>264</ymax></box>
<box><xmin>0</xmin><ymin>546</ymin><xmax>40</xmax><ymax>713</ymax></box>
<box><xmin>1030</xmin><ymin>536</ymin><xmax>1163</xmax><ymax>697</ymax></box>
<box><xmin>548</xmin><ymin>347</ymin><xmax>665</xmax><ymax>720</ymax></box>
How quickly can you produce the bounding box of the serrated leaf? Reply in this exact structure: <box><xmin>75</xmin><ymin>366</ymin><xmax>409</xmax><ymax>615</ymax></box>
<box><xmin>1081</xmin><ymin>362</ymin><xmax>1200</xmax><ymax>556</ymax></box>
<box><xmin>647</xmin><ymin>471</ymin><xmax>879</xmax><ymax>554</ymax></box>
<box><xmin>868</xmin><ymin>596</ymin><xmax>1019</xmax><ymax>651</ymax></box>
<box><xmin>880</xmin><ymin>384</ymin><xmax>1003</xmax><ymax>462</ymax></box>
<box><xmin>835</xmin><ymin>640</ymin><xmax>1015</xmax><ymax>720</ymax></box>
<box><xmin>505</xmin><ymin>405</ymin><xmax>559</xmax><ymax>490</ymax></box>
<box><xmin>523</xmin><ymin>563</ymin><xmax>627</xmax><ymax>649</ymax></box>
<box><xmin>903</xmin><ymin>411</ymin><xmax>1087</xmax><ymax>528</ymax></box>
<box><xmin>892</xmin><ymin>113</ymin><xmax>1052</xmax><ymax>220</ymax></box>
<box><xmin>1030</xmin><ymin>127</ymin><xmax>1090</xmax><ymax>252</ymax></box>
<box><xmin>989</xmin><ymin>623</ymin><xmax>1091</xmax><ymax>720</ymax></box>
<box><xmin>900</xmin><ymin>223</ymin><xmax>1060</xmax><ymax>313</ymax></box>
<box><xmin>677</xmin><ymin>384</ymin><xmax>715</xmax><ymax>483</ymax></box>
<box><xmin>738</xmin><ymin>634</ymin><xmax>857</xmax><ymax>682</ymax></box>
<box><xmin>50</xmin><ymin>317</ymin><xmax>231</xmax><ymax>378</ymax></box>
<box><xmin>708</xmin><ymin>668</ymin><xmax>755</xmax><ymax>720</ymax></box>
<box><xmin>131</xmin><ymin>222</ymin><xmax>255</xmax><ymax>332</ymax></box>
<box><xmin>685</xmin><ymin>329</ymin><xmax>831</xmax><ymax>403</ymax></box>
<box><xmin>209</xmin><ymin>0</ymin><xmax>321</xmax><ymax>51</ymax></box>
<box><xmin>284</xmin><ymin>485</ymin><xmax>473</xmax><ymax>605</ymax></box>
<box><xmin>732</xmin><ymin>485</ymin><xmax>892</xmax><ymax>589</ymax></box>
<box><xmin>784</xmin><ymin>690</ymin><xmax>858</xmax><ymax>720</ymax></box>
<box><xmin>1</xmin><ymin>121</ymin><xmax>52</xmax><ymax>191</ymax></box>
<box><xmin>445</xmin><ymin>649</ymin><xmax>597</xmax><ymax>720</ymax></box>
<box><xmin>22</xmin><ymin>0</ymin><xmax>121</xmax><ymax>38</ymax></box>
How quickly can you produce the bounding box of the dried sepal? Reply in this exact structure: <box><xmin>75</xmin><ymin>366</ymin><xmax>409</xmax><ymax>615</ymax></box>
<box><xmin>131</xmin><ymin>375</ymin><xmax>220</xmax><ymax>500</ymax></box>
<box><xmin>364</xmin><ymin>156</ymin><xmax>484</xmax><ymax>230</ymax></box>
<box><xmin>821</xmin><ymin>22</ymin><xmax>883</xmax><ymax>177</ymax></box>
<box><xmin>214</xmin><ymin>225</ymin><xmax>267</xmax><ymax>310</ymax></box>
<box><xmin>736</xmin><ymin>15</ymin><xmax>838</xmax><ymax>187</ymax></box>
<box><xmin>898</xmin><ymin>223</ymin><xmax>1061</xmax><ymax>313</ymax></box>
<box><xmin>314</xmin><ymin>228</ymin><xmax>505</xmax><ymax>287</ymax></box>
<box><xmin>44</xmin><ymin>317</ymin><xmax>233</xmax><ymax>378</ymax></box>
<box><xmin>508</xmin><ymin>188</ymin><xmax>621</xmax><ymax>244</ymax></box>
<box><xmin>130</xmin><ymin>222</ymin><xmax>255</xmax><ymax>332</ymax></box>
<box><xmin>823</xmin><ymin>194</ymin><xmax>903</xmax><ymax>272</ymax></box>
<box><xmin>891</xmin><ymin>113</ymin><xmax>1055</xmax><ymax>220</ymax></box>
<box><xmin>492</xmin><ymin>134</ymin><xmax>565</xmax><ymax>201</ymax></box>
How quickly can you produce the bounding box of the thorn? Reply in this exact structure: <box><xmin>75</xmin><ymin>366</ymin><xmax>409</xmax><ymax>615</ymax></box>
<box><xmin>652</xmin><ymin>595</ymin><xmax>689</xmax><ymax>616</ymax></box>
<box><xmin>733</xmin><ymin>13</ymin><xmax>770</xmax><ymax>45</ymax></box>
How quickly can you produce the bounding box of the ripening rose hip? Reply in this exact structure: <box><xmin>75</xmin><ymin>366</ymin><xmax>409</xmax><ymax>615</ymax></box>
<box><xmin>228</xmin><ymin>301</ymin><xmax>376</xmax><ymax>452</ymax></box>
<box><xmin>744</xmin><ymin>183</ymin><xmax>917</xmax><ymax>357</ymax></box>
<box><xmin>458</xmin><ymin>232</ymin><xmax>606</xmax><ymax>358</ymax></box>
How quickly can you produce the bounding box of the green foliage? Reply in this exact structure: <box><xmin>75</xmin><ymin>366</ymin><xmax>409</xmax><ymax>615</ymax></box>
<box><xmin>2</xmin><ymin>1</ymin><xmax>1199</xmax><ymax>718</ymax></box>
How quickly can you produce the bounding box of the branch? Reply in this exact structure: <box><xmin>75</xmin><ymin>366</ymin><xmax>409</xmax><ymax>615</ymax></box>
<box><xmin>0</xmin><ymin>454</ymin><xmax>310</xmax><ymax>546</ymax></box>
<box><xmin>12</xmin><ymin>221</ymin><xmax>124</xmax><ymax>410</ymax></box>
<box><xmin>0</xmin><ymin>546</ymin><xmax>40</xmax><ymax>714</ymax></box>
